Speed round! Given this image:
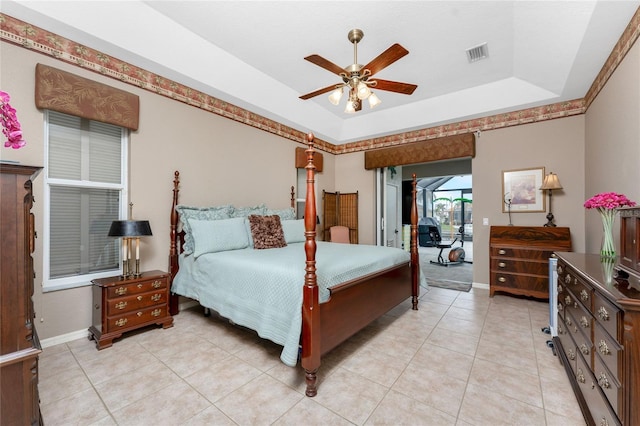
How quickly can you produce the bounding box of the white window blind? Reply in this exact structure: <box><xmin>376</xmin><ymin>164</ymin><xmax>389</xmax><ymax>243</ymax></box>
<box><xmin>45</xmin><ymin>111</ymin><xmax>127</xmax><ymax>290</ymax></box>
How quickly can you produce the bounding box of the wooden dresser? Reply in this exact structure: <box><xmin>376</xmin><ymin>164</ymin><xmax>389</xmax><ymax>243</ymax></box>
<box><xmin>0</xmin><ymin>164</ymin><xmax>43</xmax><ymax>425</ymax></box>
<box><xmin>489</xmin><ymin>226</ymin><xmax>571</xmax><ymax>298</ymax></box>
<box><xmin>89</xmin><ymin>270</ymin><xmax>173</xmax><ymax>349</ymax></box>
<box><xmin>554</xmin><ymin>252</ymin><xmax>640</xmax><ymax>425</ymax></box>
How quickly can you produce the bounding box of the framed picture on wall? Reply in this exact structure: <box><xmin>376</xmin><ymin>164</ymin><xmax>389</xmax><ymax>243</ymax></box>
<box><xmin>502</xmin><ymin>167</ymin><xmax>545</xmax><ymax>213</ymax></box>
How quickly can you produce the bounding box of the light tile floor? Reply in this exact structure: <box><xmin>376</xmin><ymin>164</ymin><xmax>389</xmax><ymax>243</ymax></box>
<box><xmin>39</xmin><ymin>286</ymin><xmax>587</xmax><ymax>425</ymax></box>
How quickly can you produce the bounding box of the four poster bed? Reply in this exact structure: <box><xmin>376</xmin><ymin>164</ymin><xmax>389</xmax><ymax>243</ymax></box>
<box><xmin>168</xmin><ymin>133</ymin><xmax>421</xmax><ymax>397</ymax></box>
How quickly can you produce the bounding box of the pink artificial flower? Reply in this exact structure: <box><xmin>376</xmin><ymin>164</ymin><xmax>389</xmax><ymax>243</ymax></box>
<box><xmin>0</xmin><ymin>90</ymin><xmax>27</xmax><ymax>149</ymax></box>
<box><xmin>584</xmin><ymin>192</ymin><xmax>636</xmax><ymax>210</ymax></box>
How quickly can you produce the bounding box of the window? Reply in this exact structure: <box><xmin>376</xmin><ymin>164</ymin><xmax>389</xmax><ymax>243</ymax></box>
<box><xmin>44</xmin><ymin>111</ymin><xmax>128</xmax><ymax>291</ymax></box>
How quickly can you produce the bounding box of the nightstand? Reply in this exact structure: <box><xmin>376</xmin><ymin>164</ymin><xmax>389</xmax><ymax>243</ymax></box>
<box><xmin>88</xmin><ymin>270</ymin><xmax>174</xmax><ymax>349</ymax></box>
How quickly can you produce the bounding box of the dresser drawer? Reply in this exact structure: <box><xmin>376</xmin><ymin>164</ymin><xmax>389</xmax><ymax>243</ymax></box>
<box><xmin>106</xmin><ymin>277</ymin><xmax>167</xmax><ymax>298</ymax></box>
<box><xmin>490</xmin><ymin>257</ymin><xmax>548</xmax><ymax>275</ymax></box>
<box><xmin>594</xmin><ymin>353</ymin><xmax>622</xmax><ymax>418</ymax></box>
<box><xmin>557</xmin><ymin>314</ymin><xmax>577</xmax><ymax>374</ymax></box>
<box><xmin>576</xmin><ymin>354</ymin><xmax>621</xmax><ymax>426</ymax></box>
<box><xmin>593</xmin><ymin>291</ymin><xmax>621</xmax><ymax>342</ymax></box>
<box><xmin>594</xmin><ymin>322</ymin><xmax>622</xmax><ymax>384</ymax></box>
<box><xmin>565</xmin><ymin>310</ymin><xmax>592</xmax><ymax>361</ymax></box>
<box><xmin>490</xmin><ymin>272</ymin><xmax>548</xmax><ymax>294</ymax></box>
<box><xmin>106</xmin><ymin>305</ymin><xmax>168</xmax><ymax>332</ymax></box>
<box><xmin>491</xmin><ymin>247</ymin><xmax>557</xmax><ymax>260</ymax></box>
<box><xmin>561</xmin><ymin>270</ymin><xmax>593</xmax><ymax>311</ymax></box>
<box><xmin>106</xmin><ymin>290</ymin><xmax>167</xmax><ymax>316</ymax></box>
<box><xmin>557</xmin><ymin>280</ymin><xmax>567</xmax><ymax>319</ymax></box>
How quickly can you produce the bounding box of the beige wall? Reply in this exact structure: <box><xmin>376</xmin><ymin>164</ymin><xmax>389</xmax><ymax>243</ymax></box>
<box><xmin>1</xmin><ymin>42</ymin><xmax>335</xmax><ymax>340</ymax></box>
<box><xmin>2</xmin><ymin>29</ymin><xmax>640</xmax><ymax>341</ymax></box>
<box><xmin>585</xmin><ymin>40</ymin><xmax>640</xmax><ymax>253</ymax></box>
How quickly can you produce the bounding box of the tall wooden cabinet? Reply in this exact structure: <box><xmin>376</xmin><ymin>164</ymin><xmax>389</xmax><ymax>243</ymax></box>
<box><xmin>489</xmin><ymin>226</ymin><xmax>571</xmax><ymax>298</ymax></box>
<box><xmin>1</xmin><ymin>164</ymin><xmax>43</xmax><ymax>425</ymax></box>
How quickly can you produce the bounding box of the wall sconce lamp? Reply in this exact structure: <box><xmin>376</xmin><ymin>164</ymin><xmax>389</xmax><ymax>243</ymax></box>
<box><xmin>108</xmin><ymin>219</ymin><xmax>153</xmax><ymax>279</ymax></box>
<box><xmin>540</xmin><ymin>172</ymin><xmax>563</xmax><ymax>227</ymax></box>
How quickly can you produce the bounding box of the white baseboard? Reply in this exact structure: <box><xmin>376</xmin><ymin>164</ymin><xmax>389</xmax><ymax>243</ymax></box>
<box><xmin>40</xmin><ymin>329</ymin><xmax>89</xmax><ymax>348</ymax></box>
<box><xmin>472</xmin><ymin>282</ymin><xmax>489</xmax><ymax>290</ymax></box>
<box><xmin>40</xmin><ymin>301</ymin><xmax>199</xmax><ymax>349</ymax></box>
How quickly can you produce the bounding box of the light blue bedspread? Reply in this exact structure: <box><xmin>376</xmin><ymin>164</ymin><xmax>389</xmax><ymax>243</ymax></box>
<box><xmin>172</xmin><ymin>241</ymin><xmax>420</xmax><ymax>366</ymax></box>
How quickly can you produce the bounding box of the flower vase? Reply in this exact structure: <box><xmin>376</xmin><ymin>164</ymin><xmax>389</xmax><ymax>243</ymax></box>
<box><xmin>599</xmin><ymin>210</ymin><xmax>616</xmax><ymax>259</ymax></box>
<box><xmin>601</xmin><ymin>258</ymin><xmax>615</xmax><ymax>285</ymax></box>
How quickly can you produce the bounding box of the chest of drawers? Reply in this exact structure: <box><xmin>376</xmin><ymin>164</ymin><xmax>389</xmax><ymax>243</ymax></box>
<box><xmin>554</xmin><ymin>253</ymin><xmax>640</xmax><ymax>425</ymax></box>
<box><xmin>89</xmin><ymin>270</ymin><xmax>174</xmax><ymax>349</ymax></box>
<box><xmin>489</xmin><ymin>226</ymin><xmax>571</xmax><ymax>298</ymax></box>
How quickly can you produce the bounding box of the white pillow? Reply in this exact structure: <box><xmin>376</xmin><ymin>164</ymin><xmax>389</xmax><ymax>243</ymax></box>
<box><xmin>189</xmin><ymin>217</ymin><xmax>249</xmax><ymax>258</ymax></box>
<box><xmin>281</xmin><ymin>219</ymin><xmax>305</xmax><ymax>244</ymax></box>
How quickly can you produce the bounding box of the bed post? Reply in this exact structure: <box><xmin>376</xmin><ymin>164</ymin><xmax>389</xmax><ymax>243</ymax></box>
<box><xmin>169</xmin><ymin>171</ymin><xmax>180</xmax><ymax>315</ymax></box>
<box><xmin>300</xmin><ymin>132</ymin><xmax>320</xmax><ymax>397</ymax></box>
<box><xmin>411</xmin><ymin>174</ymin><xmax>419</xmax><ymax>310</ymax></box>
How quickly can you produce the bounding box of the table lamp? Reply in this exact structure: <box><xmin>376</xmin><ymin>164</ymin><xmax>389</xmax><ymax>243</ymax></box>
<box><xmin>108</xmin><ymin>219</ymin><xmax>152</xmax><ymax>278</ymax></box>
<box><xmin>540</xmin><ymin>172</ymin><xmax>563</xmax><ymax>227</ymax></box>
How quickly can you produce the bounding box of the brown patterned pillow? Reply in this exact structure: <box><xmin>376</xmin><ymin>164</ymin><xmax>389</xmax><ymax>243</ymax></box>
<box><xmin>248</xmin><ymin>215</ymin><xmax>287</xmax><ymax>249</ymax></box>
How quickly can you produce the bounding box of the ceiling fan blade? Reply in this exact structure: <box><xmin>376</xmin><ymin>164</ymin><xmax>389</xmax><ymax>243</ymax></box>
<box><xmin>362</xmin><ymin>43</ymin><xmax>409</xmax><ymax>76</ymax></box>
<box><xmin>304</xmin><ymin>54</ymin><xmax>346</xmax><ymax>76</ymax></box>
<box><xmin>371</xmin><ymin>79</ymin><xmax>417</xmax><ymax>95</ymax></box>
<box><xmin>299</xmin><ymin>84</ymin><xmax>341</xmax><ymax>100</ymax></box>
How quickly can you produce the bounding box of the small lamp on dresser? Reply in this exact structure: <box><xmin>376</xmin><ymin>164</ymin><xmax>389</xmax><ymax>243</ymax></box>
<box><xmin>540</xmin><ymin>172</ymin><xmax>563</xmax><ymax>227</ymax></box>
<box><xmin>108</xmin><ymin>219</ymin><xmax>153</xmax><ymax>278</ymax></box>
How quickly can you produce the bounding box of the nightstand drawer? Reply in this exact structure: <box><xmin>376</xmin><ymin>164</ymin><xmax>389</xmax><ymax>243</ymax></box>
<box><xmin>106</xmin><ymin>305</ymin><xmax>168</xmax><ymax>332</ymax></box>
<box><xmin>106</xmin><ymin>290</ymin><xmax>167</xmax><ymax>316</ymax></box>
<box><xmin>106</xmin><ymin>277</ymin><xmax>167</xmax><ymax>298</ymax></box>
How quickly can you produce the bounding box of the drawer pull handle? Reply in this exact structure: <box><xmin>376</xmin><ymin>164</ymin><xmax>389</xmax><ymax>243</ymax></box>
<box><xmin>151</xmin><ymin>308</ymin><xmax>162</xmax><ymax>317</ymax></box>
<box><xmin>152</xmin><ymin>280</ymin><xmax>162</xmax><ymax>288</ymax></box>
<box><xmin>151</xmin><ymin>293</ymin><xmax>162</xmax><ymax>302</ymax></box>
<box><xmin>564</xmin><ymin>275</ymin><xmax>571</xmax><ymax>284</ymax></box>
<box><xmin>580</xmin><ymin>316</ymin><xmax>589</xmax><ymax>329</ymax></box>
<box><xmin>580</xmin><ymin>289</ymin><xmax>589</xmax><ymax>302</ymax></box>
<box><xmin>577</xmin><ymin>368</ymin><xmax>585</xmax><ymax>384</ymax></box>
<box><xmin>566</xmin><ymin>317</ymin><xmax>573</xmax><ymax>327</ymax></box>
<box><xmin>498</xmin><ymin>249</ymin><xmax>506</xmax><ymax>255</ymax></box>
<box><xmin>579</xmin><ymin>343</ymin><xmax>589</xmax><ymax>355</ymax></box>
<box><xmin>498</xmin><ymin>262</ymin><xmax>506</xmax><ymax>268</ymax></box>
<box><xmin>598</xmin><ymin>306</ymin><xmax>610</xmax><ymax>321</ymax></box>
<box><xmin>598</xmin><ymin>372</ymin><xmax>610</xmax><ymax>389</ymax></box>
<box><xmin>137</xmin><ymin>312</ymin><xmax>142</xmax><ymax>317</ymax></box>
<box><xmin>600</xmin><ymin>418</ymin><xmax>609</xmax><ymax>426</ymax></box>
<box><xmin>115</xmin><ymin>287</ymin><xmax>127</xmax><ymax>296</ymax></box>
<box><xmin>137</xmin><ymin>296</ymin><xmax>143</xmax><ymax>301</ymax></box>
<box><xmin>115</xmin><ymin>318</ymin><xmax>127</xmax><ymax>327</ymax></box>
<box><xmin>598</xmin><ymin>340</ymin><xmax>611</xmax><ymax>356</ymax></box>
<box><xmin>137</xmin><ymin>284</ymin><xmax>143</xmax><ymax>289</ymax></box>
<box><xmin>558</xmin><ymin>266</ymin><xmax>563</xmax><ymax>274</ymax></box>
<box><xmin>498</xmin><ymin>277</ymin><xmax>506</xmax><ymax>283</ymax></box>
<box><xmin>115</xmin><ymin>301</ymin><xmax>127</xmax><ymax>310</ymax></box>
<box><xmin>564</xmin><ymin>295</ymin><xmax>571</xmax><ymax>306</ymax></box>
<box><xmin>558</xmin><ymin>303</ymin><xmax>563</xmax><ymax>312</ymax></box>
<box><xmin>567</xmin><ymin>349</ymin><xmax>576</xmax><ymax>360</ymax></box>
<box><xmin>550</xmin><ymin>253</ymin><xmax>557</xmax><ymax>258</ymax></box>
<box><xmin>557</xmin><ymin>284</ymin><xmax>563</xmax><ymax>293</ymax></box>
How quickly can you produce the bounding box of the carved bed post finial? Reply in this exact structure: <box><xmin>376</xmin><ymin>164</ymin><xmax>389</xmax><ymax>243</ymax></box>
<box><xmin>411</xmin><ymin>173</ymin><xmax>419</xmax><ymax>310</ymax></box>
<box><xmin>301</xmin><ymin>132</ymin><xmax>320</xmax><ymax>397</ymax></box>
<box><xmin>291</xmin><ymin>185</ymin><xmax>295</xmax><ymax>209</ymax></box>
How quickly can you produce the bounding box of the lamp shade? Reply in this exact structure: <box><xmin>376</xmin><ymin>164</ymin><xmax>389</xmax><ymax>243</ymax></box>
<box><xmin>540</xmin><ymin>172</ymin><xmax>563</xmax><ymax>190</ymax></box>
<box><xmin>108</xmin><ymin>220</ymin><xmax>153</xmax><ymax>237</ymax></box>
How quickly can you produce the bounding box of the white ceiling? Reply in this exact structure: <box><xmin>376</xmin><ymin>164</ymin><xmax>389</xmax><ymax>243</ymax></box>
<box><xmin>3</xmin><ymin>1</ymin><xmax>639</xmax><ymax>145</ymax></box>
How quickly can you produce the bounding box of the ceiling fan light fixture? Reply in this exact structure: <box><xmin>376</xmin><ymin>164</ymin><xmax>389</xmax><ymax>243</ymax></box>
<box><xmin>345</xmin><ymin>99</ymin><xmax>357</xmax><ymax>113</ymax></box>
<box><xmin>368</xmin><ymin>92</ymin><xmax>381</xmax><ymax>108</ymax></box>
<box><xmin>356</xmin><ymin>81</ymin><xmax>371</xmax><ymax>100</ymax></box>
<box><xmin>328</xmin><ymin>87</ymin><xmax>343</xmax><ymax>105</ymax></box>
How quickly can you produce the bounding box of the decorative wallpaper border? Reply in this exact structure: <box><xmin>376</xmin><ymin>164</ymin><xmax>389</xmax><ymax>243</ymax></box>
<box><xmin>2</xmin><ymin>8</ymin><xmax>638</xmax><ymax>156</ymax></box>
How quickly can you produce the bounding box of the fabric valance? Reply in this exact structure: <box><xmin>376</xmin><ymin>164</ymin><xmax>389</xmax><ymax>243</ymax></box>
<box><xmin>364</xmin><ymin>133</ymin><xmax>475</xmax><ymax>169</ymax></box>
<box><xmin>35</xmin><ymin>63</ymin><xmax>139</xmax><ymax>130</ymax></box>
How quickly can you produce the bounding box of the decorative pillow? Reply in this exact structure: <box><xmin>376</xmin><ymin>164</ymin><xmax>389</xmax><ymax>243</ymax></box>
<box><xmin>265</xmin><ymin>207</ymin><xmax>296</xmax><ymax>221</ymax></box>
<box><xmin>188</xmin><ymin>217</ymin><xmax>249</xmax><ymax>258</ymax></box>
<box><xmin>175</xmin><ymin>205</ymin><xmax>233</xmax><ymax>254</ymax></box>
<box><xmin>248</xmin><ymin>215</ymin><xmax>287</xmax><ymax>249</ymax></box>
<box><xmin>281</xmin><ymin>219</ymin><xmax>305</xmax><ymax>244</ymax></box>
<box><xmin>231</xmin><ymin>204</ymin><xmax>267</xmax><ymax>218</ymax></box>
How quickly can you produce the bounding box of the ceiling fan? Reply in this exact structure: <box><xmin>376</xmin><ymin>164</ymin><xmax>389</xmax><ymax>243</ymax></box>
<box><xmin>300</xmin><ymin>28</ymin><xmax>417</xmax><ymax>113</ymax></box>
